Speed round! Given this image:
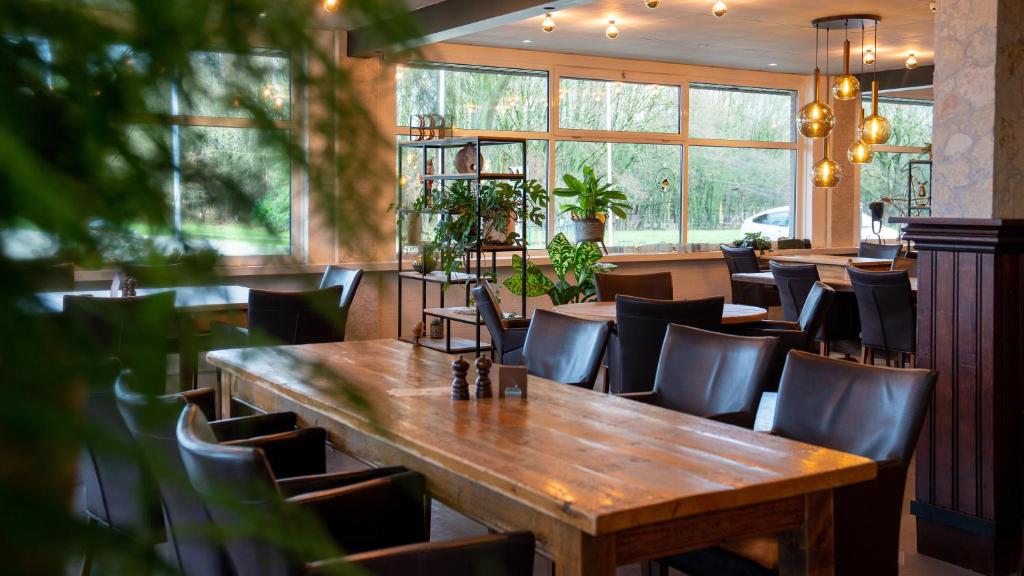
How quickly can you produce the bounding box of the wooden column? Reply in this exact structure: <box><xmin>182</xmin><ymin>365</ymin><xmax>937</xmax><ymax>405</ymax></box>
<box><xmin>898</xmin><ymin>218</ymin><xmax>1024</xmax><ymax>574</ymax></box>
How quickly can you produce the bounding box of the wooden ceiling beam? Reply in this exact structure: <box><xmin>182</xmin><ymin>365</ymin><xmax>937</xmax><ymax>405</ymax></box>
<box><xmin>347</xmin><ymin>0</ymin><xmax>592</xmax><ymax>57</ymax></box>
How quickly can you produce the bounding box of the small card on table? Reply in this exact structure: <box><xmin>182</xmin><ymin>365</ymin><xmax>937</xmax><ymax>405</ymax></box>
<box><xmin>497</xmin><ymin>365</ymin><xmax>528</xmax><ymax>399</ymax></box>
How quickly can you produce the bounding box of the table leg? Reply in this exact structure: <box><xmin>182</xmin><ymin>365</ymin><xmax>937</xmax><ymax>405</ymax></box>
<box><xmin>552</xmin><ymin>527</ymin><xmax>615</xmax><ymax>576</ymax></box>
<box><xmin>178</xmin><ymin>318</ymin><xmax>197</xmax><ymax>391</ymax></box>
<box><xmin>216</xmin><ymin>369</ymin><xmax>231</xmax><ymax>419</ymax></box>
<box><xmin>778</xmin><ymin>489</ymin><xmax>834</xmax><ymax>576</ymax></box>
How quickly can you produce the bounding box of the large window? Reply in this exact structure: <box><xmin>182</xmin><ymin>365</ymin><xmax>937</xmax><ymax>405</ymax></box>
<box><xmin>396</xmin><ymin>61</ymin><xmax>800</xmax><ymax>250</ymax></box>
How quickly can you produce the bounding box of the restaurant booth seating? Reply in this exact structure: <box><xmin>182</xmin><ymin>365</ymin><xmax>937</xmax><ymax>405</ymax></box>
<box><xmin>618</xmin><ymin>324</ymin><xmax>776</xmax><ymax>429</ymax></box>
<box><xmin>473</xmin><ymin>280</ymin><xmax>530</xmax><ymax>365</ymax></box>
<box><xmin>176</xmin><ymin>404</ymin><xmax>536</xmax><ymax>576</ymax></box>
<box><xmin>657</xmin><ymin>351</ymin><xmax>936</xmax><ymax>576</ymax></box>
<box><xmin>593</xmin><ymin>271</ymin><xmax>674</xmax><ymax>302</ymax></box>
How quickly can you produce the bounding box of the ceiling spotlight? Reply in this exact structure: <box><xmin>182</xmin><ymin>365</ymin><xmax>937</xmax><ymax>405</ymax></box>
<box><xmin>930</xmin><ymin>2</ymin><xmax>936</xmax><ymax>12</ymax></box>
<box><xmin>905</xmin><ymin>52</ymin><xmax>919</xmax><ymax>69</ymax></box>
<box><xmin>768</xmin><ymin>63</ymin><xmax>778</xmax><ymax>67</ymax></box>
<box><xmin>322</xmin><ymin>0</ymin><xmax>340</xmax><ymax>13</ymax></box>
<box><xmin>542</xmin><ymin>12</ymin><xmax>556</xmax><ymax>33</ymax></box>
<box><xmin>521</xmin><ymin>39</ymin><xmax>533</xmax><ymax>43</ymax></box>
<box><xmin>712</xmin><ymin>1</ymin><xmax>728</xmax><ymax>17</ymax></box>
<box><xmin>863</xmin><ymin>48</ymin><xmax>875</xmax><ymax>65</ymax></box>
<box><xmin>605</xmin><ymin>20</ymin><xmax>619</xmax><ymax>39</ymax></box>
<box><xmin>645</xmin><ymin>0</ymin><xmax>660</xmax><ymax>7</ymax></box>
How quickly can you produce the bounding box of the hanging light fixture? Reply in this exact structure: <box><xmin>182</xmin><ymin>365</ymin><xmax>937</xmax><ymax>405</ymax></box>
<box><xmin>712</xmin><ymin>1</ymin><xmax>728</xmax><ymax>17</ymax></box>
<box><xmin>848</xmin><ymin>25</ymin><xmax>873</xmax><ymax>165</ymax></box>
<box><xmin>863</xmin><ymin>48</ymin><xmax>875</xmax><ymax>64</ymax></box>
<box><xmin>645</xmin><ymin>0</ymin><xmax>660</xmax><ymax>7</ymax></box>
<box><xmin>862</xmin><ymin>80</ymin><xmax>892</xmax><ymax>144</ymax></box>
<box><xmin>605</xmin><ymin>20</ymin><xmax>619</xmax><ymax>39</ymax></box>
<box><xmin>905</xmin><ymin>52</ymin><xmax>919</xmax><ymax>69</ymax></box>
<box><xmin>542</xmin><ymin>11</ymin><xmax>556</xmax><ymax>33</ymax></box>
<box><xmin>322</xmin><ymin>0</ymin><xmax>340</xmax><ymax>13</ymax></box>
<box><xmin>797</xmin><ymin>27</ymin><xmax>834</xmax><ymax>139</ymax></box>
<box><xmin>832</xmin><ymin>34</ymin><xmax>860</xmax><ymax>100</ymax></box>
<box><xmin>813</xmin><ymin>136</ymin><xmax>843</xmax><ymax>188</ymax></box>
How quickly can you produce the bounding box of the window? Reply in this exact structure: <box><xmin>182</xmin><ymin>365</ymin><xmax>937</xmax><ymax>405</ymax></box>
<box><xmin>396</xmin><ymin>63</ymin><xmax>547</xmax><ymax>132</ymax></box>
<box><xmin>559</xmin><ymin>78</ymin><xmax>679</xmax><ymax>133</ymax></box>
<box><xmin>862</xmin><ymin>98</ymin><xmax>932</xmax><ymax>148</ymax></box>
<box><xmin>689</xmin><ymin>84</ymin><xmax>796</xmax><ymax>142</ymax></box>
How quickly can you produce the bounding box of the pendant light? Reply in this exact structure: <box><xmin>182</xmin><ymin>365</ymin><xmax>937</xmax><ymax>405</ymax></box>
<box><xmin>542</xmin><ymin>12</ymin><xmax>556</xmax><ymax>33</ymax></box>
<box><xmin>862</xmin><ymin>80</ymin><xmax>892</xmax><ymax>144</ymax></box>
<box><xmin>605</xmin><ymin>20</ymin><xmax>619</xmax><ymax>39</ymax></box>
<box><xmin>832</xmin><ymin>35</ymin><xmax>860</xmax><ymax>100</ymax></box>
<box><xmin>712</xmin><ymin>1</ymin><xmax>728</xmax><ymax>17</ymax></box>
<box><xmin>797</xmin><ymin>28</ymin><xmax>834</xmax><ymax>139</ymax></box>
<box><xmin>322</xmin><ymin>0</ymin><xmax>340</xmax><ymax>12</ymax></box>
<box><xmin>863</xmin><ymin>49</ymin><xmax>875</xmax><ymax>64</ymax></box>
<box><xmin>813</xmin><ymin>136</ymin><xmax>843</xmax><ymax>188</ymax></box>
<box><xmin>847</xmin><ymin>26</ymin><xmax>873</xmax><ymax>164</ymax></box>
<box><xmin>905</xmin><ymin>52</ymin><xmax>919</xmax><ymax>69</ymax></box>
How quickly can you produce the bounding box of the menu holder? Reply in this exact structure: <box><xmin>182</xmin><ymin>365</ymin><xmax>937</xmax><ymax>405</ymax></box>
<box><xmin>497</xmin><ymin>364</ymin><xmax>528</xmax><ymax>399</ymax></box>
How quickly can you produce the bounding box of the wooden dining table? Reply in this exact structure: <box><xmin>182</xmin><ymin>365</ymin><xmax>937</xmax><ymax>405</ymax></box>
<box><xmin>769</xmin><ymin>254</ymin><xmax>893</xmax><ymax>271</ymax></box>
<box><xmin>36</xmin><ymin>285</ymin><xmax>250</xmax><ymax>388</ymax></box>
<box><xmin>552</xmin><ymin>301</ymin><xmax>769</xmax><ymax>325</ymax></box>
<box><xmin>209</xmin><ymin>339</ymin><xmax>876</xmax><ymax>575</ymax></box>
<box><xmin>732</xmin><ymin>271</ymin><xmax>919</xmax><ymax>294</ymax></box>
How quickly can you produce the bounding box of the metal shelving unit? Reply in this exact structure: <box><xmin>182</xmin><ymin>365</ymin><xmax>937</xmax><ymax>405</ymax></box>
<box><xmin>396</xmin><ymin>136</ymin><xmax>530</xmax><ymax>355</ymax></box>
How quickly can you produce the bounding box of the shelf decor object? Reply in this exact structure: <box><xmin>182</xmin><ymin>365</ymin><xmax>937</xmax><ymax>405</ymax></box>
<box><xmin>906</xmin><ymin>160</ymin><xmax>932</xmax><ymax>216</ymax></box>
<box><xmin>396</xmin><ymin>136</ymin><xmax>533</xmax><ymax>355</ymax></box>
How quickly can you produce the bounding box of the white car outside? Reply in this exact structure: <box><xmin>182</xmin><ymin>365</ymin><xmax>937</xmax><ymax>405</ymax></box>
<box><xmin>739</xmin><ymin>206</ymin><xmax>899</xmax><ymax>241</ymax></box>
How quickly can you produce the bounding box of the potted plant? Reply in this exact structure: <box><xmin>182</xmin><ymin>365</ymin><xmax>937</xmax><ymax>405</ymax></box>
<box><xmin>553</xmin><ymin>165</ymin><xmax>631</xmax><ymax>244</ymax></box>
<box><xmin>503</xmin><ymin>233</ymin><xmax>617</xmax><ymax>306</ymax></box>
<box><xmin>733</xmin><ymin>231</ymin><xmax>772</xmax><ymax>255</ymax></box>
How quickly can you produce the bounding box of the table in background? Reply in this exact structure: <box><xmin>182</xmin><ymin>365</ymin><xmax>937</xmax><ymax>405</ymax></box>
<box><xmin>732</xmin><ymin>271</ymin><xmax>918</xmax><ymax>294</ymax></box>
<box><xmin>768</xmin><ymin>254</ymin><xmax>892</xmax><ymax>271</ymax></box>
<box><xmin>553</xmin><ymin>301</ymin><xmax>768</xmax><ymax>325</ymax></box>
<box><xmin>209</xmin><ymin>339</ymin><xmax>875</xmax><ymax>576</ymax></box>
<box><xmin>36</xmin><ymin>285</ymin><xmax>250</xmax><ymax>389</ymax></box>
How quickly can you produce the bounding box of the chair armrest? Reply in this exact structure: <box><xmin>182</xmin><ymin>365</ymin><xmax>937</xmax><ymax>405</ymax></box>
<box><xmin>328</xmin><ymin>532</ymin><xmax>536</xmax><ymax>576</ymax></box>
<box><xmin>210</xmin><ymin>412</ymin><xmax>298</xmax><ymax>441</ymax></box>
<box><xmin>226</xmin><ymin>427</ymin><xmax>326</xmax><ymax>479</ymax></box>
<box><xmin>615</xmin><ymin>391</ymin><xmax>660</xmax><ymax>406</ymax></box>
<box><xmin>504</xmin><ymin>318</ymin><xmax>531</xmax><ymax>329</ymax></box>
<box><xmin>177</xmin><ymin>387</ymin><xmax>217</xmax><ymax>421</ymax></box>
<box><xmin>277</xmin><ymin>466</ymin><xmax>409</xmax><ymax>497</ymax></box>
<box><xmin>706</xmin><ymin>410</ymin><xmax>756</xmax><ymax>429</ymax></box>
<box><xmin>287</xmin><ymin>471</ymin><xmax>427</xmax><ymax>554</ymax></box>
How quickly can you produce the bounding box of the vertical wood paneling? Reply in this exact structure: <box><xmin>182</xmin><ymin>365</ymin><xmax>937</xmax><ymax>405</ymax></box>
<box><xmin>980</xmin><ymin>253</ymin><xmax>996</xmax><ymax>520</ymax></box>
<box><xmin>955</xmin><ymin>252</ymin><xmax>979</xmax><ymax>515</ymax></box>
<box><xmin>932</xmin><ymin>250</ymin><xmax>957</xmax><ymax>510</ymax></box>
<box><xmin>916</xmin><ymin>249</ymin><xmax>935</xmax><ymax>504</ymax></box>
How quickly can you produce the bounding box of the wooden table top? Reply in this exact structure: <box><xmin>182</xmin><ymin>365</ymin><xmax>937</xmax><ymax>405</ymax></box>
<box><xmin>207</xmin><ymin>339</ymin><xmax>875</xmax><ymax>536</ymax></box>
<box><xmin>769</xmin><ymin>254</ymin><xmax>892</xmax><ymax>269</ymax></box>
<box><xmin>732</xmin><ymin>271</ymin><xmax>919</xmax><ymax>294</ymax></box>
<box><xmin>34</xmin><ymin>285</ymin><xmax>250</xmax><ymax>313</ymax></box>
<box><xmin>553</xmin><ymin>301</ymin><xmax>768</xmax><ymax>325</ymax></box>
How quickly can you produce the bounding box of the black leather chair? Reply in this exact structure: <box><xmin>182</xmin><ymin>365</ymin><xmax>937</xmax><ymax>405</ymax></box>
<box><xmin>177</xmin><ymin>404</ymin><xmax>536</xmax><ymax>576</ymax></box>
<box><xmin>607</xmin><ymin>295</ymin><xmax>724</xmax><ymax>394</ymax></box>
<box><xmin>720</xmin><ymin>244</ymin><xmax>780</xmax><ymax>308</ymax></box>
<box><xmin>727</xmin><ymin>282</ymin><xmax>834</xmax><ymax>390</ymax></box>
<box><xmin>319</xmin><ymin>265</ymin><xmax>363</xmax><ymax>341</ymax></box>
<box><xmin>472</xmin><ymin>281</ymin><xmax>529</xmax><ymax>365</ymax></box>
<box><xmin>659</xmin><ymin>350</ymin><xmax>936</xmax><ymax>576</ymax></box>
<box><xmin>63</xmin><ymin>291</ymin><xmax>177</xmax><ymax>391</ymax></box>
<box><xmin>594</xmin><ymin>272</ymin><xmax>673</xmax><ymax>302</ymax></box>
<box><xmin>521</xmin><ymin>309</ymin><xmax>611</xmax><ymax>389</ymax></box>
<box><xmin>858</xmin><ymin>241</ymin><xmax>902</xmax><ymax>260</ymax></box>
<box><xmin>618</xmin><ymin>325</ymin><xmax>776</xmax><ymax>429</ymax></box>
<box><xmin>848</xmin><ymin>267</ymin><xmax>917</xmax><ymax>367</ymax></box>
<box><xmin>215</xmin><ymin>286</ymin><xmax>346</xmax><ymax>348</ymax></box>
<box><xmin>769</xmin><ymin>261</ymin><xmax>818</xmax><ymax>323</ymax></box>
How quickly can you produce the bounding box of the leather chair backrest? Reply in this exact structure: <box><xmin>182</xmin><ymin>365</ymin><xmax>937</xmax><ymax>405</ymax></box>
<box><xmin>773</xmin><ymin>350</ymin><xmax>935</xmax><ymax>463</ymax></box>
<box><xmin>594</xmin><ymin>272</ymin><xmax>673</xmax><ymax>302</ymax></box>
<box><xmin>472</xmin><ymin>281</ymin><xmax>507</xmax><ymax>349</ymax></box>
<box><xmin>613</xmin><ymin>295</ymin><xmax>724</xmax><ymax>394</ymax></box>
<box><xmin>177</xmin><ymin>404</ymin><xmax>299</xmax><ymax>576</ymax></box>
<box><xmin>116</xmin><ymin>374</ymin><xmax>231</xmax><ymax>576</ymax></box>
<box><xmin>769</xmin><ymin>261</ymin><xmax>819</xmax><ymax>322</ymax></box>
<box><xmin>653</xmin><ymin>324</ymin><xmax>776</xmax><ymax>428</ymax></box>
<box><xmin>247</xmin><ymin>286</ymin><xmax>345</xmax><ymax>345</ymax></box>
<box><xmin>858</xmin><ymin>241</ymin><xmax>902</xmax><ymax>260</ymax></box>
<box><xmin>796</xmin><ymin>282</ymin><xmax>835</xmax><ymax>346</ymax></box>
<box><xmin>847</xmin><ymin>268</ymin><xmax>916</xmax><ymax>353</ymax></box>
<box><xmin>319</xmin><ymin>266</ymin><xmax>363</xmax><ymax>340</ymax></box>
<box><xmin>63</xmin><ymin>291</ymin><xmax>176</xmax><ymax>392</ymax></box>
<box><xmin>78</xmin><ymin>360</ymin><xmax>160</xmax><ymax>536</ymax></box>
<box><xmin>522</xmin><ymin>309</ymin><xmax>611</xmax><ymax>389</ymax></box>
<box><xmin>719</xmin><ymin>244</ymin><xmax>761</xmax><ymax>274</ymax></box>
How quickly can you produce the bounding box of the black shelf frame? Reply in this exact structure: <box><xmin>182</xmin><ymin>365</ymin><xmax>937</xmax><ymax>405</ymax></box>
<box><xmin>396</xmin><ymin>136</ymin><xmax>530</xmax><ymax>356</ymax></box>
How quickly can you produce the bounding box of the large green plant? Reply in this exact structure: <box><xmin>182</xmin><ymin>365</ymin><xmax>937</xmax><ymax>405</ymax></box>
<box><xmin>553</xmin><ymin>165</ymin><xmax>631</xmax><ymax>221</ymax></box>
<box><xmin>503</xmin><ymin>232</ymin><xmax>616</xmax><ymax>305</ymax></box>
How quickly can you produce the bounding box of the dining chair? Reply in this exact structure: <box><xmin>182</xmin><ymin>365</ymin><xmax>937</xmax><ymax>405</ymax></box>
<box><xmin>319</xmin><ymin>265</ymin><xmax>364</xmax><ymax>341</ymax></box>
<box><xmin>521</xmin><ymin>309</ymin><xmax>611</xmax><ymax>389</ymax></box>
<box><xmin>848</xmin><ymin>267</ymin><xmax>917</xmax><ymax>367</ymax></box>
<box><xmin>726</xmin><ymin>282</ymin><xmax>834</xmax><ymax>389</ymax></box>
<box><xmin>769</xmin><ymin>261</ymin><xmax>818</xmax><ymax>323</ymax></box>
<box><xmin>593</xmin><ymin>271</ymin><xmax>673</xmax><ymax>302</ymax></box>
<box><xmin>242</xmin><ymin>286</ymin><xmax>346</xmax><ymax>345</ymax></box>
<box><xmin>63</xmin><ymin>291</ymin><xmax>177</xmax><ymax>390</ymax></box>
<box><xmin>472</xmin><ymin>280</ymin><xmax>529</xmax><ymax>365</ymax></box>
<box><xmin>618</xmin><ymin>324</ymin><xmax>776</xmax><ymax>429</ymax></box>
<box><xmin>113</xmin><ymin>370</ymin><xmax>406</xmax><ymax>576</ymax></box>
<box><xmin>657</xmin><ymin>350</ymin><xmax>936</xmax><ymax>576</ymax></box>
<box><xmin>177</xmin><ymin>404</ymin><xmax>536</xmax><ymax>576</ymax></box>
<box><xmin>607</xmin><ymin>295</ymin><xmax>724</xmax><ymax>394</ymax></box>
<box><xmin>858</xmin><ymin>241</ymin><xmax>902</xmax><ymax>260</ymax></box>
<box><xmin>720</xmin><ymin>244</ymin><xmax>780</xmax><ymax>308</ymax></box>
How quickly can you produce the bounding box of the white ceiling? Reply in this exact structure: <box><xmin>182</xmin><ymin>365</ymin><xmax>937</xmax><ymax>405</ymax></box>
<box><xmin>447</xmin><ymin>0</ymin><xmax>935</xmax><ymax>75</ymax></box>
